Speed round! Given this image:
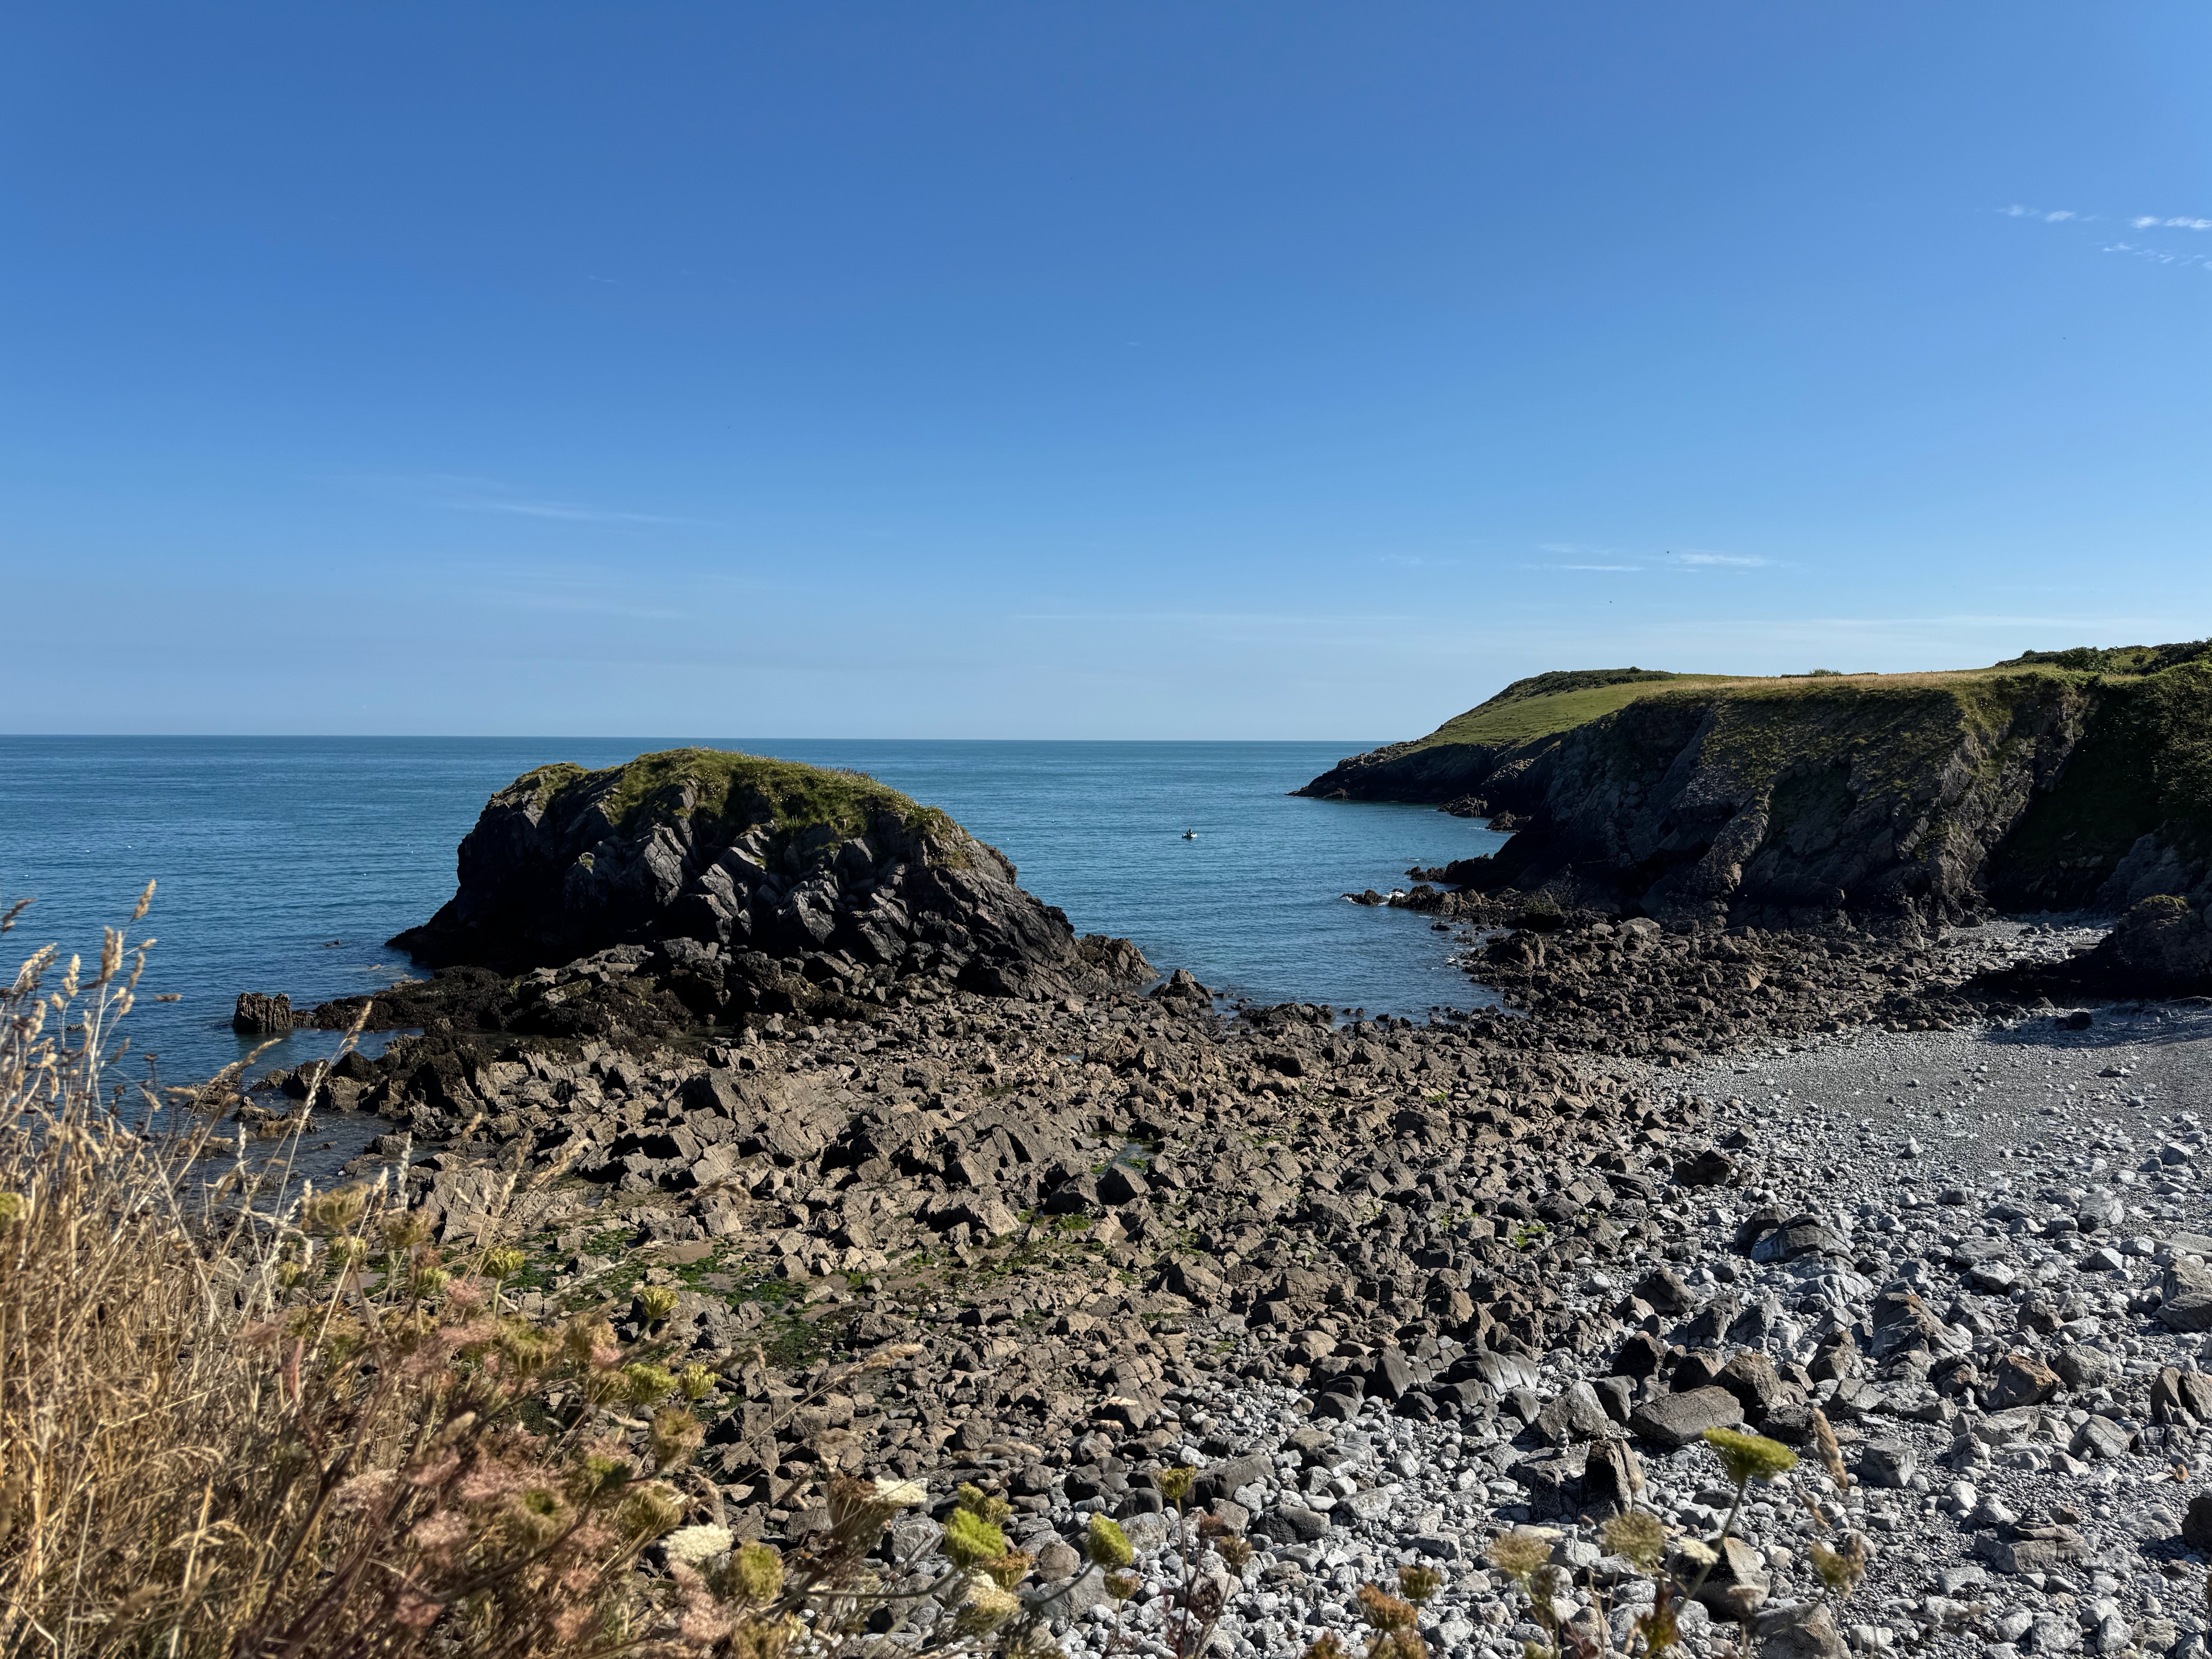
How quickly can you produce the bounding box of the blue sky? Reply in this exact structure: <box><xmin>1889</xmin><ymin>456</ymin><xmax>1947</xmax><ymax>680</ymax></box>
<box><xmin>5</xmin><ymin>4</ymin><xmax>2209</xmax><ymax>738</ymax></box>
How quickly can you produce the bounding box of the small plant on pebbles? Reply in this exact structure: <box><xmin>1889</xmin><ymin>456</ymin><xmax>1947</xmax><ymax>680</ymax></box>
<box><xmin>1481</xmin><ymin>1426</ymin><xmax>1869</xmax><ymax>1659</ymax></box>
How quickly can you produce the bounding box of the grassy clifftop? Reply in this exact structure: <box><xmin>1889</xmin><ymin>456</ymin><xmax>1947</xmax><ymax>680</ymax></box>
<box><xmin>1989</xmin><ymin>660</ymin><xmax>2212</xmax><ymax>907</ymax></box>
<box><xmin>1306</xmin><ymin>642</ymin><xmax>2212</xmax><ymax>924</ymax></box>
<box><xmin>1410</xmin><ymin>668</ymin><xmax>1743</xmax><ymax>749</ymax></box>
<box><xmin>1398</xmin><ymin>655</ymin><xmax>2203</xmax><ymax>755</ymax></box>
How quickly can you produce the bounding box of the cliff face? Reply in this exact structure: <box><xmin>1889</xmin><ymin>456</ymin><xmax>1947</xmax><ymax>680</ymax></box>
<box><xmin>1299</xmin><ymin>736</ymin><xmax>1519</xmax><ymax>807</ymax></box>
<box><xmin>1319</xmin><ymin>654</ymin><xmax>2212</xmax><ymax>930</ymax></box>
<box><xmin>392</xmin><ymin>748</ymin><xmax>1152</xmax><ymax>1000</ymax></box>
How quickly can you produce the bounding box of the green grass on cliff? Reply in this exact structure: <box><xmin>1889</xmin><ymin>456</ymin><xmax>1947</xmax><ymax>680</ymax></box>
<box><xmin>1997</xmin><ymin>640</ymin><xmax>2212</xmax><ymax>677</ymax></box>
<box><xmin>1370</xmin><ymin>641</ymin><xmax>2212</xmax><ymax>902</ymax></box>
<box><xmin>1410</xmin><ymin>646</ymin><xmax>2209</xmax><ymax>759</ymax></box>
<box><xmin>500</xmin><ymin>747</ymin><xmax>965</xmax><ymax>848</ymax></box>
<box><xmin>1410</xmin><ymin>668</ymin><xmax>1745</xmax><ymax>750</ymax></box>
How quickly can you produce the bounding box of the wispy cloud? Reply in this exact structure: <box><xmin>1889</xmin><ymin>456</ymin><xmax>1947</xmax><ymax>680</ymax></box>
<box><xmin>1527</xmin><ymin>544</ymin><xmax>1771</xmax><ymax>574</ymax></box>
<box><xmin>443</xmin><ymin>493</ymin><xmax>689</xmax><ymax>526</ymax></box>
<box><xmin>1010</xmin><ymin>609</ymin><xmax>1422</xmax><ymax>629</ymax></box>
<box><xmin>457</xmin><ymin>559</ymin><xmax>760</xmax><ymax>623</ymax></box>
<box><xmin>2099</xmin><ymin>240</ymin><xmax>2212</xmax><ymax>272</ymax></box>
<box><xmin>2003</xmin><ymin>203</ymin><xmax>2212</xmax><ymax>275</ymax></box>
<box><xmin>1532</xmin><ymin>541</ymin><xmax>1642</xmax><ymax>571</ymax></box>
<box><xmin>483</xmin><ymin>584</ymin><xmax>692</xmax><ymax>621</ymax></box>
<box><xmin>329</xmin><ymin>469</ymin><xmax>701</xmax><ymax>526</ymax></box>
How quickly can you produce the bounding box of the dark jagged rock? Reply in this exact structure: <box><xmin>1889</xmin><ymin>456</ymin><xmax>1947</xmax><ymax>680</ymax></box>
<box><xmin>2084</xmin><ymin>894</ymin><xmax>2212</xmax><ymax>993</ymax></box>
<box><xmin>232</xmin><ymin>991</ymin><xmax>294</xmax><ymax>1034</ymax></box>
<box><xmin>388</xmin><ymin>748</ymin><xmax>1151</xmax><ymax>1004</ymax></box>
<box><xmin>1147</xmin><ymin>967</ymin><xmax>1214</xmax><ymax>1016</ymax></box>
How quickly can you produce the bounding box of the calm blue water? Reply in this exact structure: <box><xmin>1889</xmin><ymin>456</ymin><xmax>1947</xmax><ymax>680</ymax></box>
<box><xmin>0</xmin><ymin>738</ymin><xmax>1508</xmax><ymax>1087</ymax></box>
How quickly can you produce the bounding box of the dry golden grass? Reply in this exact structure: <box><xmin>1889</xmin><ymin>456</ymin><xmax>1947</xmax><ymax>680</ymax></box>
<box><xmin>0</xmin><ymin>885</ymin><xmax>720</xmax><ymax>1656</ymax></box>
<box><xmin>0</xmin><ymin>890</ymin><xmax>1244</xmax><ymax>1658</ymax></box>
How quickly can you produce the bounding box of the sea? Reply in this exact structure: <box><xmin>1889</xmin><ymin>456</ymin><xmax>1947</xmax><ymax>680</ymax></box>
<box><xmin>0</xmin><ymin>738</ymin><xmax>1511</xmax><ymax>1091</ymax></box>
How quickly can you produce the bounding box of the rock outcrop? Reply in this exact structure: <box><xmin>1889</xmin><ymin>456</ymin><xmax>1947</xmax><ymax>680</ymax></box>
<box><xmin>2084</xmin><ymin>893</ymin><xmax>2212</xmax><ymax>993</ymax></box>
<box><xmin>390</xmin><ymin>748</ymin><xmax>1151</xmax><ymax>1004</ymax></box>
<box><xmin>232</xmin><ymin>991</ymin><xmax>294</xmax><ymax>1033</ymax></box>
<box><xmin>1310</xmin><ymin>648</ymin><xmax>2212</xmax><ymax>931</ymax></box>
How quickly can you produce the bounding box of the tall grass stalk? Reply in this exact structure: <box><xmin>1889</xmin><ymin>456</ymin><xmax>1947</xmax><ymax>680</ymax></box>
<box><xmin>0</xmin><ymin>891</ymin><xmax>711</xmax><ymax>1655</ymax></box>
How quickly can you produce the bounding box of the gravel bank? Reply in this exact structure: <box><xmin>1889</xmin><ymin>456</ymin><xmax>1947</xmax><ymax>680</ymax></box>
<box><xmin>1116</xmin><ymin>987</ymin><xmax>2212</xmax><ymax>1659</ymax></box>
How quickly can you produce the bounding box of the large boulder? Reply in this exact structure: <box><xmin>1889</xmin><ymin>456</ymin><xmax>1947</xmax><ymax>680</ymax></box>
<box><xmin>2088</xmin><ymin>895</ymin><xmax>2212</xmax><ymax>993</ymax></box>
<box><xmin>389</xmin><ymin>749</ymin><xmax>1150</xmax><ymax>1001</ymax></box>
<box><xmin>1755</xmin><ymin>1602</ymin><xmax>1850</xmax><ymax>1659</ymax></box>
<box><xmin>1628</xmin><ymin>1385</ymin><xmax>1745</xmax><ymax>1448</ymax></box>
<box><xmin>2160</xmin><ymin>1259</ymin><xmax>2212</xmax><ymax>1333</ymax></box>
<box><xmin>232</xmin><ymin>991</ymin><xmax>294</xmax><ymax>1034</ymax></box>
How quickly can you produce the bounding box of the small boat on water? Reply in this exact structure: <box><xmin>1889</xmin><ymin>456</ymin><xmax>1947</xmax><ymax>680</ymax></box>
<box><xmin>1182</xmin><ymin>829</ymin><xmax>1197</xmax><ymax>839</ymax></box>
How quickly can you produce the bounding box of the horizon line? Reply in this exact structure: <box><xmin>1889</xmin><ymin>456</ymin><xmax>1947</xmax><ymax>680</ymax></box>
<box><xmin>0</xmin><ymin>732</ymin><xmax>1398</xmax><ymax>744</ymax></box>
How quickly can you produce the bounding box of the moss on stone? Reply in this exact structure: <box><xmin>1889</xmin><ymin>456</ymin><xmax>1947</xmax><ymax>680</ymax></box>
<box><xmin>512</xmin><ymin>762</ymin><xmax>587</xmax><ymax>814</ymax></box>
<box><xmin>512</xmin><ymin>748</ymin><xmax>966</xmax><ymax>857</ymax></box>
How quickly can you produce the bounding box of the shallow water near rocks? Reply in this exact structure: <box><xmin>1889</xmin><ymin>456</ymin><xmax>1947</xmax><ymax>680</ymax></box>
<box><xmin>0</xmin><ymin>737</ymin><xmax>1509</xmax><ymax>1087</ymax></box>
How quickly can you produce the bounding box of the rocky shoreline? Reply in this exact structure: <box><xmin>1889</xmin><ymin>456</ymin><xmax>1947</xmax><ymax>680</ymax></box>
<box><xmin>211</xmin><ymin>746</ymin><xmax>2212</xmax><ymax>1659</ymax></box>
<box><xmin>227</xmin><ymin>906</ymin><xmax>2212</xmax><ymax>1659</ymax></box>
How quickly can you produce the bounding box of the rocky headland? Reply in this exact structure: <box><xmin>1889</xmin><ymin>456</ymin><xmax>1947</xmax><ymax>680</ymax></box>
<box><xmin>1302</xmin><ymin>646</ymin><xmax>2212</xmax><ymax>960</ymax></box>
<box><xmin>230</xmin><ymin>734</ymin><xmax>2212</xmax><ymax>1659</ymax></box>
